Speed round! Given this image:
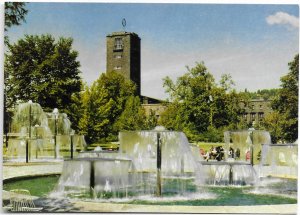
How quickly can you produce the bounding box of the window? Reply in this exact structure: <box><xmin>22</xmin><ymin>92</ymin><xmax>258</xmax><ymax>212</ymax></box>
<box><xmin>114</xmin><ymin>66</ymin><xmax>122</xmax><ymax>70</ymax></box>
<box><xmin>250</xmin><ymin>113</ymin><xmax>256</xmax><ymax>121</ymax></box>
<box><xmin>258</xmin><ymin>112</ymin><xmax>264</xmax><ymax>120</ymax></box>
<box><xmin>114</xmin><ymin>54</ymin><xmax>122</xmax><ymax>59</ymax></box>
<box><xmin>114</xmin><ymin>38</ymin><xmax>123</xmax><ymax>50</ymax></box>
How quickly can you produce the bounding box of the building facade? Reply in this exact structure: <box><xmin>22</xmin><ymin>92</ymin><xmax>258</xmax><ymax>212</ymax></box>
<box><xmin>141</xmin><ymin>96</ymin><xmax>167</xmax><ymax>121</ymax></box>
<box><xmin>106</xmin><ymin>31</ymin><xmax>141</xmax><ymax>95</ymax></box>
<box><xmin>239</xmin><ymin>99</ymin><xmax>273</xmax><ymax>126</ymax></box>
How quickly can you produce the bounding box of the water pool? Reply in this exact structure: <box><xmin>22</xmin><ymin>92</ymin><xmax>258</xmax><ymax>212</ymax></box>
<box><xmin>3</xmin><ymin>175</ymin><xmax>60</xmax><ymax>197</ymax></box>
<box><xmin>3</xmin><ymin>176</ymin><xmax>297</xmax><ymax>206</ymax></box>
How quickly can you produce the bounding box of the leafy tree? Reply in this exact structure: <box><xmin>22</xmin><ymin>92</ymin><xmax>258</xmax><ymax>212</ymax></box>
<box><xmin>4</xmin><ymin>2</ymin><xmax>28</xmax><ymax>143</ymax></box>
<box><xmin>144</xmin><ymin>109</ymin><xmax>158</xmax><ymax>130</ymax></box>
<box><xmin>159</xmin><ymin>101</ymin><xmax>189</xmax><ymax>132</ymax></box>
<box><xmin>272</xmin><ymin>54</ymin><xmax>298</xmax><ymax>142</ymax></box>
<box><xmin>114</xmin><ymin>96</ymin><xmax>146</xmax><ymax>131</ymax></box>
<box><xmin>5</xmin><ymin>2</ymin><xmax>28</xmax><ymax>31</ymax></box>
<box><xmin>76</xmin><ymin>85</ymin><xmax>91</xmax><ymax>137</ymax></box>
<box><xmin>256</xmin><ymin>89</ymin><xmax>280</xmax><ymax>100</ymax></box>
<box><xmin>219</xmin><ymin>74</ymin><xmax>235</xmax><ymax>92</ymax></box>
<box><xmin>78</xmin><ymin>71</ymin><xmax>137</xmax><ymax>143</ymax></box>
<box><xmin>161</xmin><ymin>62</ymin><xmax>242</xmax><ymax>142</ymax></box>
<box><xmin>240</xmin><ymin>88</ymin><xmax>280</xmax><ymax>101</ymax></box>
<box><xmin>4</xmin><ymin>2</ymin><xmax>28</xmax><ymax>45</ymax></box>
<box><xmin>67</xmin><ymin>88</ymin><xmax>86</xmax><ymax>132</ymax></box>
<box><xmin>262</xmin><ymin>111</ymin><xmax>285</xmax><ymax>143</ymax></box>
<box><xmin>162</xmin><ymin>63</ymin><xmax>213</xmax><ymax>139</ymax></box>
<box><xmin>202</xmin><ymin>126</ymin><xmax>224</xmax><ymax>142</ymax></box>
<box><xmin>5</xmin><ymin>34</ymin><xmax>82</xmax><ymax>129</ymax></box>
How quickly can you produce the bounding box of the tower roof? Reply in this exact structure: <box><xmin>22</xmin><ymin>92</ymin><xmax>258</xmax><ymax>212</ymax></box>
<box><xmin>106</xmin><ymin>31</ymin><xmax>140</xmax><ymax>38</ymax></box>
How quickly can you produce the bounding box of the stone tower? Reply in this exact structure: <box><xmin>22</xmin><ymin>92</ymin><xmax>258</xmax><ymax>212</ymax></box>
<box><xmin>106</xmin><ymin>31</ymin><xmax>141</xmax><ymax>95</ymax></box>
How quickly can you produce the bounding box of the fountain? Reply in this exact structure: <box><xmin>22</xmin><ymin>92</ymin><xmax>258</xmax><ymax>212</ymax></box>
<box><xmin>257</xmin><ymin>143</ymin><xmax>298</xmax><ymax>178</ymax></box>
<box><xmin>51</xmin><ymin>127</ymin><xmax>206</xmax><ymax>199</ymax></box>
<box><xmin>54</xmin><ymin>127</ymin><xmax>295</xmax><ymax>200</ymax></box>
<box><xmin>199</xmin><ymin>129</ymin><xmax>270</xmax><ymax>185</ymax></box>
<box><xmin>5</xmin><ymin>101</ymin><xmax>86</xmax><ymax>162</ymax></box>
<box><xmin>119</xmin><ymin>128</ymin><xmax>205</xmax><ymax>196</ymax></box>
<box><xmin>3</xmin><ymin>122</ymin><xmax>297</xmax><ymax>210</ymax></box>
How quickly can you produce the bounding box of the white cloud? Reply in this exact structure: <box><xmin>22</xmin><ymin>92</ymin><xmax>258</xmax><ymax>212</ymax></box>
<box><xmin>266</xmin><ymin>12</ymin><xmax>299</xmax><ymax>29</ymax></box>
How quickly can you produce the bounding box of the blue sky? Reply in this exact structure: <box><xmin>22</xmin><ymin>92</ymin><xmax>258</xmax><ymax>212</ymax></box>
<box><xmin>5</xmin><ymin>3</ymin><xmax>299</xmax><ymax>99</ymax></box>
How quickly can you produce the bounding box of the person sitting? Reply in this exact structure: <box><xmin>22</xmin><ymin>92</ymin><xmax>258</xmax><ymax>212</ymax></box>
<box><xmin>215</xmin><ymin>146</ymin><xmax>224</xmax><ymax>161</ymax></box>
<box><xmin>228</xmin><ymin>147</ymin><xmax>234</xmax><ymax>159</ymax></box>
<box><xmin>235</xmin><ymin>148</ymin><xmax>240</xmax><ymax>159</ymax></box>
<box><xmin>209</xmin><ymin>146</ymin><xmax>217</xmax><ymax>160</ymax></box>
<box><xmin>245</xmin><ymin>150</ymin><xmax>251</xmax><ymax>162</ymax></box>
<box><xmin>203</xmin><ymin>150</ymin><xmax>210</xmax><ymax>161</ymax></box>
<box><xmin>200</xmin><ymin>148</ymin><xmax>205</xmax><ymax>156</ymax></box>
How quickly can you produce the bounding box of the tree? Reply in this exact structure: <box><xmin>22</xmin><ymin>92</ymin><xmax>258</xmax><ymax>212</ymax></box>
<box><xmin>161</xmin><ymin>62</ymin><xmax>242</xmax><ymax>142</ymax></box>
<box><xmin>4</xmin><ymin>2</ymin><xmax>28</xmax><ymax>143</ymax></box>
<box><xmin>114</xmin><ymin>96</ymin><xmax>147</xmax><ymax>131</ymax></box>
<box><xmin>66</xmin><ymin>87</ymin><xmax>86</xmax><ymax>132</ymax></box>
<box><xmin>144</xmin><ymin>109</ymin><xmax>158</xmax><ymax>130</ymax></box>
<box><xmin>5</xmin><ymin>34</ymin><xmax>82</xmax><ymax>129</ymax></box>
<box><xmin>219</xmin><ymin>74</ymin><xmax>235</xmax><ymax>92</ymax></box>
<box><xmin>272</xmin><ymin>54</ymin><xmax>299</xmax><ymax>143</ymax></box>
<box><xmin>240</xmin><ymin>88</ymin><xmax>280</xmax><ymax>101</ymax></box>
<box><xmin>78</xmin><ymin>71</ymin><xmax>137</xmax><ymax>143</ymax></box>
<box><xmin>161</xmin><ymin>63</ymin><xmax>212</xmax><ymax>140</ymax></box>
<box><xmin>4</xmin><ymin>2</ymin><xmax>28</xmax><ymax>45</ymax></box>
<box><xmin>5</xmin><ymin>2</ymin><xmax>28</xmax><ymax>31</ymax></box>
<box><xmin>262</xmin><ymin>111</ymin><xmax>285</xmax><ymax>143</ymax></box>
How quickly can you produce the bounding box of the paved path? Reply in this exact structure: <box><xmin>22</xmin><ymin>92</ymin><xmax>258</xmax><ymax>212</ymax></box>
<box><xmin>3</xmin><ymin>162</ymin><xmax>63</xmax><ymax>181</ymax></box>
<box><xmin>70</xmin><ymin>201</ymin><xmax>298</xmax><ymax>214</ymax></box>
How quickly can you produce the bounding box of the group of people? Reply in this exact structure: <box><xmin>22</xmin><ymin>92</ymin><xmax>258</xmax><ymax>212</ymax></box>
<box><xmin>201</xmin><ymin>146</ymin><xmax>245</xmax><ymax>162</ymax></box>
<box><xmin>203</xmin><ymin>146</ymin><xmax>225</xmax><ymax>161</ymax></box>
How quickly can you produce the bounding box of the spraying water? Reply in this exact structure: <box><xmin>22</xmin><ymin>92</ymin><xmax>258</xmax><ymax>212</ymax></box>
<box><xmin>5</xmin><ymin>101</ymin><xmax>86</xmax><ymax>161</ymax></box>
<box><xmin>51</xmin><ymin>127</ymin><xmax>207</xmax><ymax>199</ymax></box>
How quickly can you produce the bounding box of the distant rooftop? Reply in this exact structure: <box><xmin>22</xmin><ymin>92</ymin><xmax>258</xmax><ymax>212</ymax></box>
<box><xmin>141</xmin><ymin>95</ymin><xmax>167</xmax><ymax>104</ymax></box>
<box><xmin>106</xmin><ymin>31</ymin><xmax>140</xmax><ymax>38</ymax></box>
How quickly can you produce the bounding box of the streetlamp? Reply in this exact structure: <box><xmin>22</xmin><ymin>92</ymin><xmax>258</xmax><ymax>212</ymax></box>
<box><xmin>208</xmin><ymin>95</ymin><xmax>213</xmax><ymax>127</ymax></box>
<box><xmin>53</xmin><ymin>108</ymin><xmax>59</xmax><ymax>159</ymax></box>
<box><xmin>35</xmin><ymin>124</ymin><xmax>39</xmax><ymax>159</ymax></box>
<box><xmin>70</xmin><ymin>129</ymin><xmax>75</xmax><ymax>159</ymax></box>
<box><xmin>248</xmin><ymin>127</ymin><xmax>255</xmax><ymax>166</ymax></box>
<box><xmin>156</xmin><ymin>132</ymin><xmax>162</xmax><ymax>197</ymax></box>
<box><xmin>26</xmin><ymin>100</ymin><xmax>33</xmax><ymax>163</ymax></box>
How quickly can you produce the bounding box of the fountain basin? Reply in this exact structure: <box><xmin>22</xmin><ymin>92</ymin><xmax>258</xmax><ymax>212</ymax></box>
<box><xmin>200</xmin><ymin>161</ymin><xmax>257</xmax><ymax>185</ymax></box>
<box><xmin>3</xmin><ymin>175</ymin><xmax>297</xmax><ymax>207</ymax></box>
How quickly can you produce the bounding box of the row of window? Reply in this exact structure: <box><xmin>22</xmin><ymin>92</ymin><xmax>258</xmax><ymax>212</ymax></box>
<box><xmin>242</xmin><ymin>112</ymin><xmax>265</xmax><ymax>121</ymax></box>
<box><xmin>113</xmin><ymin>38</ymin><xmax>123</xmax><ymax>70</ymax></box>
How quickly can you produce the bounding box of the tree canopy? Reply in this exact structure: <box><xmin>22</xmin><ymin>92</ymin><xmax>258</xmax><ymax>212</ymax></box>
<box><xmin>4</xmin><ymin>2</ymin><xmax>28</xmax><ymax>45</ymax></box>
<box><xmin>78</xmin><ymin>71</ymin><xmax>150</xmax><ymax>143</ymax></box>
<box><xmin>5</xmin><ymin>34</ymin><xmax>82</xmax><ymax>129</ymax></box>
<box><xmin>5</xmin><ymin>2</ymin><xmax>28</xmax><ymax>31</ymax></box>
<box><xmin>160</xmin><ymin>62</ymin><xmax>243</xmax><ymax>142</ymax></box>
<box><xmin>269</xmin><ymin>54</ymin><xmax>299</xmax><ymax>143</ymax></box>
